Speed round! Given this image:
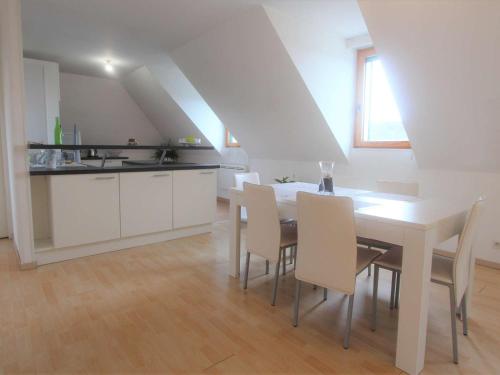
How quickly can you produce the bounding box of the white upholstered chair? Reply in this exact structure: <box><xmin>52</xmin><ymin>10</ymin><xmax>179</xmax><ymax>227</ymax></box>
<box><xmin>235</xmin><ymin>172</ymin><xmax>296</xmax><ymax>273</ymax></box>
<box><xmin>243</xmin><ymin>182</ymin><xmax>297</xmax><ymax>306</ymax></box>
<box><xmin>292</xmin><ymin>192</ymin><xmax>380</xmax><ymax>349</ymax></box>
<box><xmin>371</xmin><ymin>197</ymin><xmax>485</xmax><ymax>363</ymax></box>
<box><xmin>234</xmin><ymin>172</ymin><xmax>260</xmax><ymax>222</ymax></box>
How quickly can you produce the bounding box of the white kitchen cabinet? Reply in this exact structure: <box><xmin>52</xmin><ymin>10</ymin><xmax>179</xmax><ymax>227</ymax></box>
<box><xmin>120</xmin><ymin>171</ymin><xmax>173</xmax><ymax>237</ymax></box>
<box><xmin>24</xmin><ymin>58</ymin><xmax>60</xmax><ymax>144</ymax></box>
<box><xmin>49</xmin><ymin>173</ymin><xmax>120</xmax><ymax>248</ymax></box>
<box><xmin>173</xmin><ymin>169</ymin><xmax>217</xmax><ymax>229</ymax></box>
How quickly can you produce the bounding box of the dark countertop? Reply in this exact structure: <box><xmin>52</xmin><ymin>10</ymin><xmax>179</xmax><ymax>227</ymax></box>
<box><xmin>30</xmin><ymin>163</ymin><xmax>220</xmax><ymax>176</ymax></box>
<box><xmin>28</xmin><ymin>144</ymin><xmax>214</xmax><ymax>150</ymax></box>
<box><xmin>81</xmin><ymin>156</ymin><xmax>129</xmax><ymax>160</ymax></box>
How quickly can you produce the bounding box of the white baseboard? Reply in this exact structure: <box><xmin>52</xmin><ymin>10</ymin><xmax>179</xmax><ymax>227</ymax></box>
<box><xmin>20</xmin><ymin>261</ymin><xmax>37</xmax><ymax>270</ymax></box>
<box><xmin>435</xmin><ymin>249</ymin><xmax>500</xmax><ymax>270</ymax></box>
<box><xmin>476</xmin><ymin>258</ymin><xmax>500</xmax><ymax>270</ymax></box>
<box><xmin>35</xmin><ymin>224</ymin><xmax>212</xmax><ymax>266</ymax></box>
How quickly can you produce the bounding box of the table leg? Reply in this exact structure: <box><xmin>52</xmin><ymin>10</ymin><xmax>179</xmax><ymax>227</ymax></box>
<box><xmin>396</xmin><ymin>227</ymin><xmax>435</xmax><ymax>375</ymax></box>
<box><xmin>229</xmin><ymin>193</ymin><xmax>241</xmax><ymax>278</ymax></box>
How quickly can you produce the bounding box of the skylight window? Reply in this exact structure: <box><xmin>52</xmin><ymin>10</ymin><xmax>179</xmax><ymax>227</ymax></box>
<box><xmin>225</xmin><ymin>129</ymin><xmax>240</xmax><ymax>147</ymax></box>
<box><xmin>354</xmin><ymin>48</ymin><xmax>410</xmax><ymax>149</ymax></box>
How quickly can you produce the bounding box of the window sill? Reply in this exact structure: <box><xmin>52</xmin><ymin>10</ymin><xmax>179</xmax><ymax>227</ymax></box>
<box><xmin>353</xmin><ymin>141</ymin><xmax>411</xmax><ymax>149</ymax></box>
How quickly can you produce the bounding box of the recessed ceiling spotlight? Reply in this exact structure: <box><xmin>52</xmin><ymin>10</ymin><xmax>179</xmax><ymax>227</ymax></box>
<box><xmin>104</xmin><ymin>60</ymin><xmax>114</xmax><ymax>73</ymax></box>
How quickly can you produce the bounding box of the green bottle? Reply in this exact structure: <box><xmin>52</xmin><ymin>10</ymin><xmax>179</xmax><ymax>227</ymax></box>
<box><xmin>54</xmin><ymin>117</ymin><xmax>63</xmax><ymax>145</ymax></box>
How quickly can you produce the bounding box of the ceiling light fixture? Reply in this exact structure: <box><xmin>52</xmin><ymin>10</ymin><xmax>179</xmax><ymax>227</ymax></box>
<box><xmin>104</xmin><ymin>60</ymin><xmax>114</xmax><ymax>73</ymax></box>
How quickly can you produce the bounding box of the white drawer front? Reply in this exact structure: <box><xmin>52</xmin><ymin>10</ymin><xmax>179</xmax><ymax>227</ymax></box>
<box><xmin>50</xmin><ymin>174</ymin><xmax>120</xmax><ymax>248</ymax></box>
<box><xmin>120</xmin><ymin>171</ymin><xmax>173</xmax><ymax>237</ymax></box>
<box><xmin>173</xmin><ymin>169</ymin><xmax>217</xmax><ymax>228</ymax></box>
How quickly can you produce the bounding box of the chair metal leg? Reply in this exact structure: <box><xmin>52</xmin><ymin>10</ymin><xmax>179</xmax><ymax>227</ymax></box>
<box><xmin>343</xmin><ymin>294</ymin><xmax>355</xmax><ymax>349</ymax></box>
<box><xmin>265</xmin><ymin>260</ymin><xmax>269</xmax><ymax>275</ymax></box>
<box><xmin>271</xmin><ymin>250</ymin><xmax>281</xmax><ymax>306</ymax></box>
<box><xmin>367</xmin><ymin>246</ymin><xmax>372</xmax><ymax>277</ymax></box>
<box><xmin>289</xmin><ymin>247</ymin><xmax>293</xmax><ymax>264</ymax></box>
<box><xmin>243</xmin><ymin>252</ymin><xmax>250</xmax><ymax>289</ymax></box>
<box><xmin>461</xmin><ymin>294</ymin><xmax>468</xmax><ymax>336</ymax></box>
<box><xmin>390</xmin><ymin>271</ymin><xmax>396</xmax><ymax>309</ymax></box>
<box><xmin>282</xmin><ymin>247</ymin><xmax>287</xmax><ymax>275</ymax></box>
<box><xmin>323</xmin><ymin>287</ymin><xmax>328</xmax><ymax>301</ymax></box>
<box><xmin>395</xmin><ymin>272</ymin><xmax>401</xmax><ymax>309</ymax></box>
<box><xmin>293</xmin><ymin>280</ymin><xmax>302</xmax><ymax>327</ymax></box>
<box><xmin>372</xmin><ymin>265</ymin><xmax>379</xmax><ymax>331</ymax></box>
<box><xmin>293</xmin><ymin>246</ymin><xmax>297</xmax><ymax>270</ymax></box>
<box><xmin>449</xmin><ymin>286</ymin><xmax>459</xmax><ymax>364</ymax></box>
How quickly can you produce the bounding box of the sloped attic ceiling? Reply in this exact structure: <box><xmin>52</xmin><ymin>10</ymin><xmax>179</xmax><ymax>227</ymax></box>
<box><xmin>264</xmin><ymin>4</ymin><xmax>358</xmax><ymax>158</ymax></box>
<box><xmin>359</xmin><ymin>0</ymin><xmax>500</xmax><ymax>172</ymax></box>
<box><xmin>146</xmin><ymin>55</ymin><xmax>225</xmax><ymax>152</ymax></box>
<box><xmin>123</xmin><ymin>60</ymin><xmax>225</xmax><ymax>152</ymax></box>
<box><xmin>122</xmin><ymin>67</ymin><xmax>212</xmax><ymax>147</ymax></box>
<box><xmin>171</xmin><ymin>5</ymin><xmax>348</xmax><ymax>163</ymax></box>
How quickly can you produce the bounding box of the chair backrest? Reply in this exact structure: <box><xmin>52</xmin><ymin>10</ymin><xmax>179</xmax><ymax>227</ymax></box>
<box><xmin>234</xmin><ymin>172</ymin><xmax>260</xmax><ymax>190</ymax></box>
<box><xmin>376</xmin><ymin>180</ymin><xmax>419</xmax><ymax>197</ymax></box>
<box><xmin>453</xmin><ymin>197</ymin><xmax>485</xmax><ymax>303</ymax></box>
<box><xmin>243</xmin><ymin>182</ymin><xmax>281</xmax><ymax>262</ymax></box>
<box><xmin>295</xmin><ymin>192</ymin><xmax>357</xmax><ymax>295</ymax></box>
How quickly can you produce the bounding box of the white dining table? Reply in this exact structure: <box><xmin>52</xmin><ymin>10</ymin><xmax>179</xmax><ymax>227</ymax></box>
<box><xmin>228</xmin><ymin>182</ymin><xmax>471</xmax><ymax>375</ymax></box>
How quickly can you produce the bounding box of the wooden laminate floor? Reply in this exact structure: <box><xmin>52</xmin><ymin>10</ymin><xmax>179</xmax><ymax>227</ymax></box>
<box><xmin>1</xmin><ymin>206</ymin><xmax>500</xmax><ymax>374</ymax></box>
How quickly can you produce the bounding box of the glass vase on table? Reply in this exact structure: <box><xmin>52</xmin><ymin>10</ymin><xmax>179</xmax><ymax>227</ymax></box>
<box><xmin>318</xmin><ymin>161</ymin><xmax>335</xmax><ymax>194</ymax></box>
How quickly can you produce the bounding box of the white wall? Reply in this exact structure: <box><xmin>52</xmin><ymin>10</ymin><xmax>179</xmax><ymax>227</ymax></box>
<box><xmin>334</xmin><ymin>148</ymin><xmax>418</xmax><ymax>189</ymax></box>
<box><xmin>250</xmin><ymin>148</ymin><xmax>416</xmax><ymax>184</ymax></box>
<box><xmin>0</xmin><ymin>0</ymin><xmax>35</xmax><ymax>264</ymax></box>
<box><xmin>60</xmin><ymin>72</ymin><xmax>164</xmax><ymax>159</ymax></box>
<box><xmin>179</xmin><ymin>147</ymin><xmax>248</xmax><ymax>165</ymax></box>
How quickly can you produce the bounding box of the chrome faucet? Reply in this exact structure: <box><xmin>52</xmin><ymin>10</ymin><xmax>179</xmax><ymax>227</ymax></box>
<box><xmin>158</xmin><ymin>149</ymin><xmax>167</xmax><ymax>165</ymax></box>
<box><xmin>100</xmin><ymin>153</ymin><xmax>107</xmax><ymax>168</ymax></box>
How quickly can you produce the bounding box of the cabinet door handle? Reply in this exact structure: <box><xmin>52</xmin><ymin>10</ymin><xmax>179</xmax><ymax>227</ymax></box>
<box><xmin>152</xmin><ymin>173</ymin><xmax>170</xmax><ymax>177</ymax></box>
<box><xmin>94</xmin><ymin>176</ymin><xmax>116</xmax><ymax>180</ymax></box>
<box><xmin>200</xmin><ymin>171</ymin><xmax>214</xmax><ymax>175</ymax></box>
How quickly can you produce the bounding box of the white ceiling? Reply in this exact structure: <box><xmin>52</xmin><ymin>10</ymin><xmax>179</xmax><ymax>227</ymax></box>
<box><xmin>266</xmin><ymin>0</ymin><xmax>367</xmax><ymax>39</ymax></box>
<box><xmin>21</xmin><ymin>0</ymin><xmax>367</xmax><ymax>78</ymax></box>
<box><xmin>21</xmin><ymin>0</ymin><xmax>264</xmax><ymax>77</ymax></box>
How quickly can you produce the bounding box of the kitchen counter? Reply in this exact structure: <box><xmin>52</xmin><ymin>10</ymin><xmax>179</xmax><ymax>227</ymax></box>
<box><xmin>81</xmin><ymin>156</ymin><xmax>129</xmax><ymax>160</ymax></box>
<box><xmin>30</xmin><ymin>164</ymin><xmax>219</xmax><ymax>265</ymax></box>
<box><xmin>30</xmin><ymin>163</ymin><xmax>220</xmax><ymax>176</ymax></box>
